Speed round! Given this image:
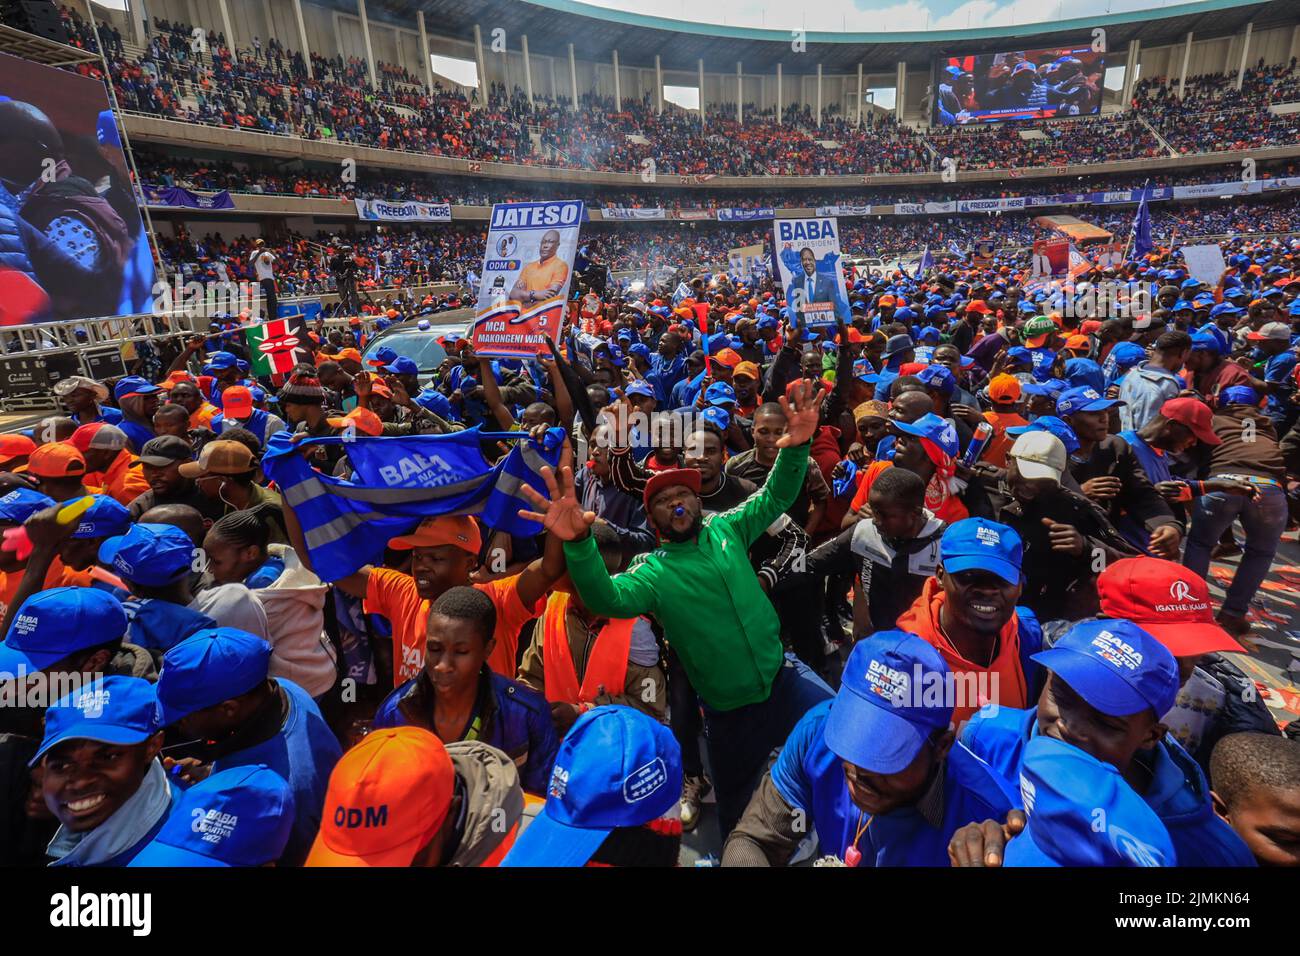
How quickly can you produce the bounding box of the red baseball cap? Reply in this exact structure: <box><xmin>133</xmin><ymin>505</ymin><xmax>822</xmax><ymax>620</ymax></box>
<box><xmin>643</xmin><ymin>467</ymin><xmax>701</xmax><ymax>511</ymax></box>
<box><xmin>1160</xmin><ymin>397</ymin><xmax>1221</xmax><ymax>446</ymax></box>
<box><xmin>222</xmin><ymin>385</ymin><xmax>254</xmax><ymax>420</ymax></box>
<box><xmin>1097</xmin><ymin>557</ymin><xmax>1243</xmax><ymax>656</ymax></box>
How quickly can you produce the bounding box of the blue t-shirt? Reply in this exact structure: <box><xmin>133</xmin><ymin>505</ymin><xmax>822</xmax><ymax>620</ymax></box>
<box><xmin>1263</xmin><ymin>350</ymin><xmax>1297</xmax><ymax>424</ymax></box>
<box><xmin>210</xmin><ymin>679</ymin><xmax>342</xmax><ymax>866</ymax></box>
<box><xmin>769</xmin><ymin>699</ymin><xmax>1017</xmax><ymax>866</ymax></box>
<box><xmin>244</xmin><ymin>554</ymin><xmax>286</xmax><ymax>590</ymax></box>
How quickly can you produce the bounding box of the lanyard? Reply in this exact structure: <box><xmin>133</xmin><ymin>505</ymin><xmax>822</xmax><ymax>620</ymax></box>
<box><xmin>844</xmin><ymin>811</ymin><xmax>874</xmax><ymax>867</ymax></box>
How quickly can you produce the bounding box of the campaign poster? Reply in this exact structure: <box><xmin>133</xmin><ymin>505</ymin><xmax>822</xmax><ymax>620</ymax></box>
<box><xmin>933</xmin><ymin>43</ymin><xmax>1105</xmax><ymax>126</ymax></box>
<box><xmin>773</xmin><ymin>217</ymin><xmax>850</xmax><ymax>331</ymax></box>
<box><xmin>1032</xmin><ymin>238</ymin><xmax>1070</xmax><ymax>279</ymax></box>
<box><xmin>472</xmin><ymin>201</ymin><xmax>583</xmax><ymax>359</ymax></box>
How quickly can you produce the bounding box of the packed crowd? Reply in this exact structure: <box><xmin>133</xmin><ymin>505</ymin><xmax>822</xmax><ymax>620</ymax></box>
<box><xmin>54</xmin><ymin>9</ymin><xmax>1300</xmax><ymax>183</ymax></box>
<box><xmin>1</xmin><ymin>212</ymin><xmax>1299</xmax><ymax>869</ymax></box>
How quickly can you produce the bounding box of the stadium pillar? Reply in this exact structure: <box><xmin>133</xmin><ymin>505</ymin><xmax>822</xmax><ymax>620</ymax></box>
<box><xmin>216</xmin><ymin>0</ymin><xmax>234</xmax><ymax>54</ymax></box>
<box><xmin>816</xmin><ymin>63</ymin><xmax>822</xmax><ymax>127</ymax></box>
<box><xmin>357</xmin><ymin>0</ymin><xmax>377</xmax><ymax>88</ymax></box>
<box><xmin>568</xmin><ymin>43</ymin><xmax>578</xmax><ymax>111</ymax></box>
<box><xmin>777</xmin><ymin>63</ymin><xmax>783</xmax><ymax>124</ymax></box>
<box><xmin>523</xmin><ymin>35</ymin><xmax>534</xmax><ymax>103</ymax></box>
<box><xmin>476</xmin><ymin>25</ymin><xmax>489</xmax><ymax>107</ymax></box>
<box><xmin>124</xmin><ymin>0</ymin><xmax>143</xmax><ymax>47</ymax></box>
<box><xmin>294</xmin><ymin>0</ymin><xmax>313</xmax><ymax>77</ymax></box>
<box><xmin>1178</xmin><ymin>32</ymin><xmax>1193</xmax><ymax>100</ymax></box>
<box><xmin>655</xmin><ymin>55</ymin><xmax>663</xmax><ymax>114</ymax></box>
<box><xmin>699</xmin><ymin>58</ymin><xmax>705</xmax><ymax>129</ymax></box>
<box><xmin>737</xmin><ymin>62</ymin><xmax>743</xmax><ymax>124</ymax></box>
<box><xmin>856</xmin><ymin>63</ymin><xmax>863</xmax><ymax>127</ymax></box>
<box><xmin>613</xmin><ymin>49</ymin><xmax>621</xmax><ymax>111</ymax></box>
<box><xmin>1122</xmin><ymin>39</ymin><xmax>1140</xmax><ymax>106</ymax></box>
<box><xmin>895</xmin><ymin>62</ymin><xmax>905</xmax><ymax>122</ymax></box>
<box><xmin>1237</xmin><ymin>21</ymin><xmax>1252</xmax><ymax>91</ymax></box>
<box><xmin>417</xmin><ymin>10</ymin><xmax>432</xmax><ymax>92</ymax></box>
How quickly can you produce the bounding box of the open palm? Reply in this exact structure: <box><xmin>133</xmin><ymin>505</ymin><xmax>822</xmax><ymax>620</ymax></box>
<box><xmin>516</xmin><ymin>438</ymin><xmax>595</xmax><ymax>540</ymax></box>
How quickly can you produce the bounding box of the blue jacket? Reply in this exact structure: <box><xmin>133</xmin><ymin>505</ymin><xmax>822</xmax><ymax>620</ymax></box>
<box><xmin>0</xmin><ymin>197</ymin><xmax>38</xmax><ymax>283</ymax></box>
<box><xmin>210</xmin><ymin>679</ymin><xmax>342</xmax><ymax>867</ymax></box>
<box><xmin>375</xmin><ymin>668</ymin><xmax>559</xmax><ymax>796</ymax></box>
<box><xmin>771</xmin><ymin>699</ymin><xmax>1018</xmax><ymax>866</ymax></box>
<box><xmin>961</xmin><ymin>706</ymin><xmax>1256</xmax><ymax>867</ymax></box>
<box><xmin>117</xmin><ymin>419</ymin><xmax>155</xmax><ymax>455</ymax></box>
<box><xmin>213</xmin><ymin>407</ymin><xmax>272</xmax><ymax>445</ymax></box>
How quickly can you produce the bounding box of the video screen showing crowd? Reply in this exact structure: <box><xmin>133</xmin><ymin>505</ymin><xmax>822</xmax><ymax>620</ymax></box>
<box><xmin>934</xmin><ymin>45</ymin><xmax>1106</xmax><ymax>126</ymax></box>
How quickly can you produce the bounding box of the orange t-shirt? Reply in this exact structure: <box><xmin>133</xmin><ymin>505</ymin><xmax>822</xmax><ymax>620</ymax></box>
<box><xmin>516</xmin><ymin>257</ymin><xmax>569</xmax><ymax>295</ymax></box>
<box><xmin>89</xmin><ymin>453</ymin><xmax>150</xmax><ymax>507</ymax></box>
<box><xmin>0</xmin><ymin>559</ymin><xmax>66</xmax><ymax>623</ymax></box>
<box><xmin>982</xmin><ymin>410</ymin><xmax>1028</xmax><ymax>469</ymax></box>
<box><xmin>190</xmin><ymin>403</ymin><xmax>220</xmax><ymax>430</ymax></box>
<box><xmin>364</xmin><ymin>567</ymin><xmax>543</xmax><ymax>686</ymax></box>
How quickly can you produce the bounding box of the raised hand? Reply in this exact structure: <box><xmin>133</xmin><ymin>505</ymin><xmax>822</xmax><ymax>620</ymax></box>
<box><xmin>516</xmin><ymin>438</ymin><xmax>595</xmax><ymax>541</ymax></box>
<box><xmin>777</xmin><ymin>378</ymin><xmax>826</xmax><ymax>448</ymax></box>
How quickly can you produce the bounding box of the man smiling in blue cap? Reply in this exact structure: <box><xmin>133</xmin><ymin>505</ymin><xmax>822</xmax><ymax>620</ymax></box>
<box><xmin>950</xmin><ymin>618</ymin><xmax>1254</xmax><ymax>866</ymax></box>
<box><xmin>722</xmin><ymin>631</ymin><xmax>1016</xmax><ymax>867</ymax></box>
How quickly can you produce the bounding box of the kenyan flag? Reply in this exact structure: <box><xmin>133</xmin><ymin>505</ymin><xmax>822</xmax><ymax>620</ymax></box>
<box><xmin>246</xmin><ymin>316</ymin><xmax>310</xmax><ymax>381</ymax></box>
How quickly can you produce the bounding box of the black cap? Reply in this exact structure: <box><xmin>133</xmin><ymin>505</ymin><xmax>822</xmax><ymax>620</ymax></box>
<box><xmin>132</xmin><ymin>435</ymin><xmax>194</xmax><ymax>467</ymax></box>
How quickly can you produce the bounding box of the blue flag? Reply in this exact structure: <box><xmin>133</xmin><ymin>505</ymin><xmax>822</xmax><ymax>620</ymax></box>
<box><xmin>913</xmin><ymin>246</ymin><xmax>934</xmax><ymax>280</ymax></box>
<box><xmin>1131</xmin><ymin>183</ymin><xmax>1153</xmax><ymax>258</ymax></box>
<box><xmin>262</xmin><ymin>427</ymin><xmax>565</xmax><ymax>582</ymax></box>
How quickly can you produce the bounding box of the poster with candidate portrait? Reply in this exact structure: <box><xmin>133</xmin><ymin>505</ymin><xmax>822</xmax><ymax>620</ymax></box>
<box><xmin>0</xmin><ymin>51</ymin><xmax>155</xmax><ymax>324</ymax></box>
<box><xmin>773</xmin><ymin>217</ymin><xmax>850</xmax><ymax>330</ymax></box>
<box><xmin>472</xmin><ymin>200</ymin><xmax>583</xmax><ymax>359</ymax></box>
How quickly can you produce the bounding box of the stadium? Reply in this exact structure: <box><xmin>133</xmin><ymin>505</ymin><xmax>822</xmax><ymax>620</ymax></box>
<box><xmin>0</xmin><ymin>0</ymin><xmax>1298</xmax><ymax>897</ymax></box>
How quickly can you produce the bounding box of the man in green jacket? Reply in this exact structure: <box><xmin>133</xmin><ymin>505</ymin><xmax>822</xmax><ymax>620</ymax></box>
<box><xmin>519</xmin><ymin>381</ymin><xmax>833</xmax><ymax>835</ymax></box>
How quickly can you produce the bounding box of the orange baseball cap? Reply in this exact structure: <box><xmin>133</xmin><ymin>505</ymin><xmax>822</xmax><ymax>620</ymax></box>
<box><xmin>1065</xmin><ymin>334</ymin><xmax>1091</xmax><ymax>351</ymax></box>
<box><xmin>337</xmin><ymin>348</ymin><xmax>363</xmax><ymax>364</ymax></box>
<box><xmin>877</xmin><ymin>295</ymin><xmax>896</xmax><ymax>308</ymax></box>
<box><xmin>988</xmin><ymin>374</ymin><xmax>1023</xmax><ymax>403</ymax></box>
<box><xmin>713</xmin><ymin>348</ymin><xmax>742</xmax><ymax>369</ymax></box>
<box><xmin>326</xmin><ymin>406</ymin><xmax>383</xmax><ymax>437</ymax></box>
<box><xmin>306</xmin><ymin>728</ymin><xmax>454</xmax><ymax>867</ymax></box>
<box><xmin>388</xmin><ymin>515</ymin><xmax>482</xmax><ymax>554</ymax></box>
<box><xmin>732</xmin><ymin>361</ymin><xmax>761</xmax><ymax>381</ymax></box>
<box><xmin>370</xmin><ymin>381</ymin><xmax>393</xmax><ymax>400</ymax></box>
<box><xmin>221</xmin><ymin>385</ymin><xmax>254</xmax><ymax>420</ymax></box>
<box><xmin>966</xmin><ymin>300</ymin><xmax>992</xmax><ymax>315</ymax></box>
<box><xmin>27</xmin><ymin>442</ymin><xmax>86</xmax><ymax>478</ymax></box>
<box><xmin>0</xmin><ymin>433</ymin><xmax>36</xmax><ymax>465</ymax></box>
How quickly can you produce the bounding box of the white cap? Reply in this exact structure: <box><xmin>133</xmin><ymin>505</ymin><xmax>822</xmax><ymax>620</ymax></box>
<box><xmin>52</xmin><ymin>376</ymin><xmax>108</xmax><ymax>401</ymax></box>
<box><xmin>1009</xmin><ymin>431</ymin><xmax>1067</xmax><ymax>482</ymax></box>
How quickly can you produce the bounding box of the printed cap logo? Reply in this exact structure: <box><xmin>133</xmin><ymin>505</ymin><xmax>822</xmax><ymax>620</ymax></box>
<box><xmin>866</xmin><ymin>658</ymin><xmax>910</xmax><ymax>704</ymax></box>
<box><xmin>975</xmin><ymin>525</ymin><xmax>1002</xmax><ymax>547</ymax></box>
<box><xmin>548</xmin><ymin>765</ymin><xmax>569</xmax><ymax>801</ymax></box>
<box><xmin>1090</xmin><ymin>631</ymin><xmax>1143</xmax><ymax>671</ymax></box>
<box><xmin>1019</xmin><ymin>773</ymin><xmax>1037</xmax><ymax>814</ymax></box>
<box><xmin>1169</xmin><ymin>580</ymin><xmax>1193</xmax><ymax>603</ymax></box>
<box><xmin>623</xmin><ymin>757</ymin><xmax>667</xmax><ymax>804</ymax></box>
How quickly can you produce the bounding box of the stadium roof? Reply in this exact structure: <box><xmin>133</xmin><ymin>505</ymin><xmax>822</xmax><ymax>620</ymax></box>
<box><xmin>346</xmin><ymin>0</ymin><xmax>1297</xmax><ymax>74</ymax></box>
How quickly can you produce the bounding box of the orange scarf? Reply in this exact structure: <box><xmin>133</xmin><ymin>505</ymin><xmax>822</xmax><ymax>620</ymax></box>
<box><xmin>896</xmin><ymin>577</ymin><xmax>1028</xmax><ymax>725</ymax></box>
<box><xmin>541</xmin><ymin>593</ymin><xmax>633</xmax><ymax>705</ymax></box>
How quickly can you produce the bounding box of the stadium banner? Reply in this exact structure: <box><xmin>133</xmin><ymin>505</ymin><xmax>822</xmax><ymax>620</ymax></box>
<box><xmin>728</xmin><ymin>243</ymin><xmax>767</xmax><ymax>276</ymax></box>
<box><xmin>895</xmin><ymin>203</ymin><xmax>925</xmax><ymax>215</ymax></box>
<box><xmin>1263</xmin><ymin>176</ymin><xmax>1300</xmax><ymax>191</ymax></box>
<box><xmin>717</xmin><ymin>207</ymin><xmax>775</xmax><ymax>221</ymax></box>
<box><xmin>1170</xmin><ymin>180</ymin><xmax>1262</xmax><ymax>199</ymax></box>
<box><xmin>677</xmin><ymin>209</ymin><xmax>713</xmax><ymax>220</ymax></box>
<box><xmin>924</xmin><ymin>201</ymin><xmax>957</xmax><ymax>214</ymax></box>
<box><xmin>816</xmin><ymin>204</ymin><xmax>874</xmax><ymax>217</ymax></box>
<box><xmin>933</xmin><ymin>44</ymin><xmax>1104</xmax><ymax>127</ymax></box>
<box><xmin>472</xmin><ymin>201</ymin><xmax>583</xmax><ymax>359</ymax></box>
<box><xmin>354</xmin><ymin>198</ymin><xmax>452</xmax><ymax>222</ymax></box>
<box><xmin>773</xmin><ymin>217</ymin><xmax>851</xmax><ymax>330</ymax></box>
<box><xmin>603</xmin><ymin>207</ymin><xmax>666</xmax><ymax>220</ymax></box>
<box><xmin>957</xmin><ymin>197</ymin><xmax>1028</xmax><ymax>212</ymax></box>
<box><xmin>0</xmin><ymin>51</ymin><xmax>155</xmax><ymax>323</ymax></box>
<box><xmin>143</xmin><ymin>185</ymin><xmax>236</xmax><ymax>209</ymax></box>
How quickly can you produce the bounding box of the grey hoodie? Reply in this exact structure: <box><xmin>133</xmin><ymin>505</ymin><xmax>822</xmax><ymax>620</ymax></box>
<box><xmin>445</xmin><ymin>741</ymin><xmax>525</xmax><ymax>868</ymax></box>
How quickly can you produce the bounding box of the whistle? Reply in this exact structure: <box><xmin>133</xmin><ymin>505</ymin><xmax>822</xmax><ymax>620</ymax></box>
<box><xmin>673</xmin><ymin>506</ymin><xmax>686</xmax><ymax>518</ymax></box>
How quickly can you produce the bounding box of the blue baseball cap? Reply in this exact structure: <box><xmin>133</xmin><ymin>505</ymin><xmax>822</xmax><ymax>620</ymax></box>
<box><xmin>1005</xmin><ymin>346</ymin><xmax>1033</xmax><ymax>364</ymax></box>
<box><xmin>1004</xmin><ymin>735</ymin><xmax>1175</xmax><ymax>867</ymax></box>
<box><xmin>1171</xmin><ymin>299</ymin><xmax>1194</xmax><ymax>313</ymax></box>
<box><xmin>113</xmin><ymin>376</ymin><xmax>162</xmax><ymax>402</ymax></box>
<box><xmin>757</xmin><ymin>314</ymin><xmax>779</xmax><ymax>330</ymax></box>
<box><xmin>918</xmin><ymin>364</ymin><xmax>955</xmax><ymax>395</ymax></box>
<box><xmin>892</xmin><ymin>412</ymin><xmax>960</xmax><ymax>458</ymax></box>
<box><xmin>501</xmin><ymin>706</ymin><xmax>682</xmax><ymax>867</ymax></box>
<box><xmin>1179</xmin><ymin>277</ymin><xmax>1203</xmax><ymax>291</ymax></box>
<box><xmin>381</xmin><ymin>356</ymin><xmax>420</xmax><ymax>376</ymax></box>
<box><xmin>824</xmin><ymin>631</ymin><xmax>955</xmax><ymax>774</ymax></box>
<box><xmin>853</xmin><ymin>359</ymin><xmax>881</xmax><ymax>384</ymax></box>
<box><xmin>366</xmin><ymin>346</ymin><xmax>398</xmax><ymax>367</ymax></box>
<box><xmin>622</xmin><ymin>380</ymin><xmax>656</xmax><ymax>400</ymax></box>
<box><xmin>129</xmin><ymin>765</ymin><xmax>295</xmax><ymax>868</ymax></box>
<box><xmin>704</xmin><ymin>381</ymin><xmax>736</xmax><ymax>406</ymax></box>
<box><xmin>700</xmin><ymin>405</ymin><xmax>731</xmax><ymax>431</ymax></box>
<box><xmin>155</xmin><ymin>628</ymin><xmax>273</xmax><ymax>727</ymax></box>
<box><xmin>628</xmin><ymin>343</ymin><xmax>652</xmax><ymax>362</ymax></box>
<box><xmin>71</xmin><ymin>494</ymin><xmax>131</xmax><ymax>539</ymax></box>
<box><xmin>201</xmin><ymin>352</ymin><xmax>240</xmax><ymax>373</ymax></box>
<box><xmin>98</xmin><ymin>523</ymin><xmax>194</xmax><ymax>587</ymax></box>
<box><xmin>0</xmin><ymin>486</ymin><xmax>54</xmax><ymax>524</ymax></box>
<box><xmin>1107</xmin><ymin>342</ymin><xmax>1147</xmax><ymax>370</ymax></box>
<box><xmin>940</xmin><ymin>517</ymin><xmax>1023</xmax><ymax>586</ymax></box>
<box><xmin>1190</xmin><ymin>331</ymin><xmax>1224</xmax><ymax>354</ymax></box>
<box><xmin>1057</xmin><ymin>386</ymin><xmax>1122</xmax><ymax>417</ymax></box>
<box><xmin>616</xmin><ymin>329</ymin><xmax>633</xmax><ymax>342</ymax></box>
<box><xmin>1219</xmin><ymin>385</ymin><xmax>1260</xmax><ymax>407</ymax></box>
<box><xmin>1007</xmin><ymin>416</ymin><xmax>1080</xmax><ymax>453</ymax></box>
<box><xmin>1033</xmin><ymin>618</ymin><xmax>1179</xmax><ymax>718</ymax></box>
<box><xmin>413</xmin><ymin>388</ymin><xmax>452</xmax><ymax>418</ymax></box>
<box><xmin>918</xmin><ymin>325</ymin><xmax>941</xmax><ymax>343</ymax></box>
<box><xmin>894</xmin><ymin>307</ymin><xmax>918</xmax><ymax>324</ymax></box>
<box><xmin>603</xmin><ymin>344</ymin><xmax>628</xmax><ymax>368</ymax></box>
<box><xmin>1209</xmin><ymin>302</ymin><xmax>1242</xmax><ymax>320</ymax></box>
<box><xmin>1064</xmin><ymin>357</ymin><xmax>1104</xmax><ymax>391</ymax></box>
<box><xmin>0</xmin><ymin>587</ymin><xmax>127</xmax><ymax>674</ymax></box>
<box><xmin>31</xmin><ymin>675</ymin><xmax>159</xmax><ymax>765</ymax></box>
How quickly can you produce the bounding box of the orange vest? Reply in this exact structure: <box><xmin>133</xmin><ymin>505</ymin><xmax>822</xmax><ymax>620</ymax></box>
<box><xmin>541</xmin><ymin>593</ymin><xmax>633</xmax><ymax>705</ymax></box>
